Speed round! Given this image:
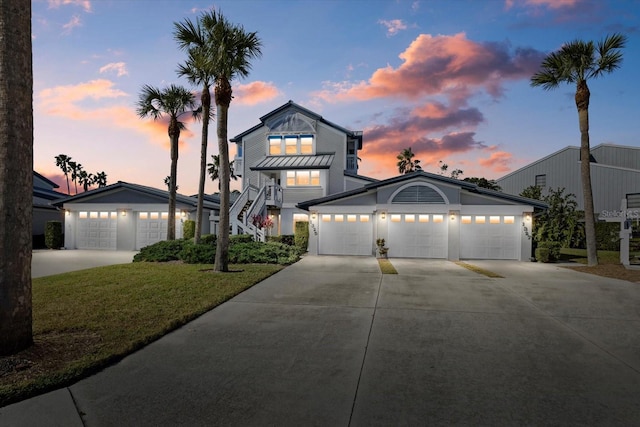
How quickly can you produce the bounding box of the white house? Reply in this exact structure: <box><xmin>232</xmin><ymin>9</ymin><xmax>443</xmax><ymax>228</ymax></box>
<box><xmin>53</xmin><ymin>181</ymin><xmax>220</xmax><ymax>250</ymax></box>
<box><xmin>229</xmin><ymin>100</ymin><xmax>373</xmax><ymax>238</ymax></box>
<box><xmin>298</xmin><ymin>171</ymin><xmax>546</xmax><ymax>261</ymax></box>
<box><xmin>497</xmin><ymin>144</ymin><xmax>640</xmax><ymax>213</ymax></box>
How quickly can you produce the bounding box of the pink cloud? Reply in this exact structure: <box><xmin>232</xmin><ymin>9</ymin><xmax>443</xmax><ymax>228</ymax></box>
<box><xmin>62</xmin><ymin>15</ymin><xmax>82</xmax><ymax>34</ymax></box>
<box><xmin>378</xmin><ymin>19</ymin><xmax>408</xmax><ymax>37</ymax></box>
<box><xmin>233</xmin><ymin>81</ymin><xmax>280</xmax><ymax>106</ymax></box>
<box><xmin>478</xmin><ymin>149</ymin><xmax>513</xmax><ymax>173</ymax></box>
<box><xmin>99</xmin><ymin>62</ymin><xmax>128</xmax><ymax>77</ymax></box>
<box><xmin>48</xmin><ymin>0</ymin><xmax>92</xmax><ymax>12</ymax></box>
<box><xmin>313</xmin><ymin>33</ymin><xmax>545</xmax><ymax>103</ymax></box>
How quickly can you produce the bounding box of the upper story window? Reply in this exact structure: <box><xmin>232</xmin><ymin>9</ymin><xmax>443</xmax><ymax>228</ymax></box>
<box><xmin>269</xmin><ymin>134</ymin><xmax>314</xmax><ymax>156</ymax></box>
<box><xmin>535</xmin><ymin>174</ymin><xmax>546</xmax><ymax>188</ymax></box>
<box><xmin>286</xmin><ymin>170</ymin><xmax>320</xmax><ymax>186</ymax></box>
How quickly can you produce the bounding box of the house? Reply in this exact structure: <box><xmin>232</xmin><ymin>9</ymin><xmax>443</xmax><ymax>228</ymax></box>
<box><xmin>497</xmin><ymin>144</ymin><xmax>640</xmax><ymax>213</ymax></box>
<box><xmin>298</xmin><ymin>171</ymin><xmax>546</xmax><ymax>261</ymax></box>
<box><xmin>33</xmin><ymin>171</ymin><xmax>66</xmax><ymax>245</ymax></box>
<box><xmin>229</xmin><ymin>100</ymin><xmax>373</xmax><ymax>238</ymax></box>
<box><xmin>53</xmin><ymin>181</ymin><xmax>220</xmax><ymax>250</ymax></box>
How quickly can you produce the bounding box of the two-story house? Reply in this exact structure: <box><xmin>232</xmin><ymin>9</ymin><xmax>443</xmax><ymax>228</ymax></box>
<box><xmin>229</xmin><ymin>100</ymin><xmax>374</xmax><ymax>237</ymax></box>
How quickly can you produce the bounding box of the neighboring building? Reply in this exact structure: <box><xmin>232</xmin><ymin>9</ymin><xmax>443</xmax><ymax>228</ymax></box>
<box><xmin>33</xmin><ymin>171</ymin><xmax>65</xmax><ymax>243</ymax></box>
<box><xmin>298</xmin><ymin>171</ymin><xmax>545</xmax><ymax>261</ymax></box>
<box><xmin>53</xmin><ymin>181</ymin><xmax>220</xmax><ymax>250</ymax></box>
<box><xmin>497</xmin><ymin>144</ymin><xmax>640</xmax><ymax>214</ymax></box>
<box><xmin>230</xmin><ymin>100</ymin><xmax>373</xmax><ymax>237</ymax></box>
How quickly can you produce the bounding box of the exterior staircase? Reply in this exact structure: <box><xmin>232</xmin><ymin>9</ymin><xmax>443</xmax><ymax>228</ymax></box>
<box><xmin>230</xmin><ymin>180</ymin><xmax>283</xmax><ymax>241</ymax></box>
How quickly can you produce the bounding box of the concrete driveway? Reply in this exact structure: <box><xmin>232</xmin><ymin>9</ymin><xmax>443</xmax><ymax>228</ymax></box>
<box><xmin>32</xmin><ymin>249</ymin><xmax>138</xmax><ymax>278</ymax></box>
<box><xmin>3</xmin><ymin>256</ymin><xmax>640</xmax><ymax>426</ymax></box>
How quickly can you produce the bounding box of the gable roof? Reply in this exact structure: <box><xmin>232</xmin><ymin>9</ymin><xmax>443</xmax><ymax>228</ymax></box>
<box><xmin>33</xmin><ymin>171</ymin><xmax>60</xmax><ymax>189</ymax></box>
<box><xmin>297</xmin><ymin>171</ymin><xmax>547</xmax><ymax>210</ymax></box>
<box><xmin>52</xmin><ymin>181</ymin><xmax>219</xmax><ymax>210</ymax></box>
<box><xmin>230</xmin><ymin>100</ymin><xmax>363</xmax><ymax>149</ymax></box>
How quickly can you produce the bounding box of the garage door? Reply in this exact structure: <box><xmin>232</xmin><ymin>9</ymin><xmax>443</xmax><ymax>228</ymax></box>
<box><xmin>136</xmin><ymin>212</ymin><xmax>169</xmax><ymax>249</ymax></box>
<box><xmin>460</xmin><ymin>215</ymin><xmax>519</xmax><ymax>259</ymax></box>
<box><xmin>387</xmin><ymin>213</ymin><xmax>448</xmax><ymax>258</ymax></box>
<box><xmin>319</xmin><ymin>214</ymin><xmax>372</xmax><ymax>256</ymax></box>
<box><xmin>77</xmin><ymin>211</ymin><xmax>117</xmax><ymax>249</ymax></box>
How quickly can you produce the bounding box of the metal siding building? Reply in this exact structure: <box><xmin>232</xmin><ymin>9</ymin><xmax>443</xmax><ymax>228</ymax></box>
<box><xmin>497</xmin><ymin>144</ymin><xmax>640</xmax><ymax>213</ymax></box>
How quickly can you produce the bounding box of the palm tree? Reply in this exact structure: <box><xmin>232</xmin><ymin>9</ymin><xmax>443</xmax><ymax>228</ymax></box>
<box><xmin>207</xmin><ymin>154</ymin><xmax>237</xmax><ymax>189</ymax></box>
<box><xmin>55</xmin><ymin>154</ymin><xmax>72</xmax><ymax>195</ymax></box>
<box><xmin>92</xmin><ymin>171</ymin><xmax>108</xmax><ymax>188</ymax></box>
<box><xmin>531</xmin><ymin>33</ymin><xmax>627</xmax><ymax>266</ymax></box>
<box><xmin>397</xmin><ymin>147</ymin><xmax>422</xmax><ymax>174</ymax></box>
<box><xmin>78</xmin><ymin>170</ymin><xmax>94</xmax><ymax>192</ymax></box>
<box><xmin>68</xmin><ymin>160</ymin><xmax>81</xmax><ymax>194</ymax></box>
<box><xmin>137</xmin><ymin>84</ymin><xmax>200</xmax><ymax>240</ymax></box>
<box><xmin>0</xmin><ymin>0</ymin><xmax>34</xmax><ymax>355</ymax></box>
<box><xmin>198</xmin><ymin>9</ymin><xmax>262</xmax><ymax>272</ymax></box>
<box><xmin>174</xmin><ymin>16</ymin><xmax>216</xmax><ymax>244</ymax></box>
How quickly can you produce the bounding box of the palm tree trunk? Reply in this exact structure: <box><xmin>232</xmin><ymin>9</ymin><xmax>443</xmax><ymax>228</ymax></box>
<box><xmin>194</xmin><ymin>86</ymin><xmax>210</xmax><ymax>244</ymax></box>
<box><xmin>0</xmin><ymin>0</ymin><xmax>33</xmax><ymax>355</ymax></box>
<box><xmin>214</xmin><ymin>102</ymin><xmax>230</xmax><ymax>272</ymax></box>
<box><xmin>168</xmin><ymin>120</ymin><xmax>180</xmax><ymax>240</ymax></box>
<box><xmin>576</xmin><ymin>80</ymin><xmax>598</xmax><ymax>266</ymax></box>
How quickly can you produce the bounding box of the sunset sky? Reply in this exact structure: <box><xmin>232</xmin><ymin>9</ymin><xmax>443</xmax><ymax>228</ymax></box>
<box><xmin>32</xmin><ymin>0</ymin><xmax>639</xmax><ymax>196</ymax></box>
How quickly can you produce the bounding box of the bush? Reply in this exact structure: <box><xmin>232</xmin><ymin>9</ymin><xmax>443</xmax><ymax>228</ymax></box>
<box><xmin>45</xmin><ymin>221</ymin><xmax>63</xmax><ymax>249</ymax></box>
<box><xmin>183</xmin><ymin>220</ymin><xmax>195</xmax><ymax>240</ymax></box>
<box><xmin>230</xmin><ymin>234</ymin><xmax>254</xmax><ymax>244</ymax></box>
<box><xmin>294</xmin><ymin>222</ymin><xmax>309</xmax><ymax>252</ymax></box>
<box><xmin>595</xmin><ymin>222</ymin><xmax>620</xmax><ymax>251</ymax></box>
<box><xmin>535</xmin><ymin>241</ymin><xmax>561</xmax><ymax>262</ymax></box>
<box><xmin>133</xmin><ymin>240</ymin><xmax>186</xmax><ymax>262</ymax></box>
<box><xmin>266</xmin><ymin>235</ymin><xmax>295</xmax><ymax>246</ymax></box>
<box><xmin>200</xmin><ymin>234</ymin><xmax>216</xmax><ymax>245</ymax></box>
<box><xmin>179</xmin><ymin>241</ymin><xmax>215</xmax><ymax>264</ymax></box>
<box><xmin>229</xmin><ymin>241</ymin><xmax>301</xmax><ymax>265</ymax></box>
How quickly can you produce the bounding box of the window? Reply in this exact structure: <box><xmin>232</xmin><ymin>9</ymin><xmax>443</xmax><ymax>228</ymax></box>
<box><xmin>405</xmin><ymin>214</ymin><xmax>415</xmax><ymax>222</ymax></box>
<box><xmin>335</xmin><ymin>215</ymin><xmax>344</xmax><ymax>222</ymax></box>
<box><xmin>490</xmin><ymin>216</ymin><xmax>501</xmax><ymax>224</ymax></box>
<box><xmin>322</xmin><ymin>214</ymin><xmax>331</xmax><ymax>222</ymax></box>
<box><xmin>359</xmin><ymin>215</ymin><xmax>369</xmax><ymax>222</ymax></box>
<box><xmin>150</xmin><ymin>212</ymin><xmax>159</xmax><ymax>220</ymax></box>
<box><xmin>90</xmin><ymin>211</ymin><xmax>98</xmax><ymax>219</ymax></box>
<box><xmin>535</xmin><ymin>174</ymin><xmax>546</xmax><ymax>188</ymax></box>
<box><xmin>461</xmin><ymin>216</ymin><xmax>472</xmax><ymax>224</ymax></box>
<box><xmin>433</xmin><ymin>215</ymin><xmax>444</xmax><ymax>223</ymax></box>
<box><xmin>79</xmin><ymin>211</ymin><xmax>88</xmax><ymax>219</ymax></box>
<box><xmin>419</xmin><ymin>214</ymin><xmax>429</xmax><ymax>223</ymax></box>
<box><xmin>139</xmin><ymin>212</ymin><xmax>148</xmax><ymax>219</ymax></box>
<box><xmin>390</xmin><ymin>214</ymin><xmax>402</xmax><ymax>222</ymax></box>
<box><xmin>347</xmin><ymin>214</ymin><xmax>357</xmax><ymax>222</ymax></box>
<box><xmin>268</xmin><ymin>134</ymin><xmax>314</xmax><ymax>156</ymax></box>
<box><xmin>504</xmin><ymin>216</ymin><xmax>515</xmax><ymax>224</ymax></box>
<box><xmin>475</xmin><ymin>216</ymin><xmax>485</xmax><ymax>224</ymax></box>
<box><xmin>286</xmin><ymin>170</ymin><xmax>320</xmax><ymax>186</ymax></box>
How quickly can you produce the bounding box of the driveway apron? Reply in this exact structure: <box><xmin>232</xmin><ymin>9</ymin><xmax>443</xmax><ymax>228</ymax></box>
<box><xmin>2</xmin><ymin>256</ymin><xmax>640</xmax><ymax>426</ymax></box>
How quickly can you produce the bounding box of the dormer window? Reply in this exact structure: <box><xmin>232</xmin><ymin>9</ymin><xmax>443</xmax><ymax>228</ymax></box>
<box><xmin>268</xmin><ymin>134</ymin><xmax>314</xmax><ymax>156</ymax></box>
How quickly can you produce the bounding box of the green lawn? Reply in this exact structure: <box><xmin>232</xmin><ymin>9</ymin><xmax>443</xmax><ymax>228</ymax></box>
<box><xmin>559</xmin><ymin>248</ymin><xmax>636</xmax><ymax>264</ymax></box>
<box><xmin>0</xmin><ymin>262</ymin><xmax>283</xmax><ymax>407</ymax></box>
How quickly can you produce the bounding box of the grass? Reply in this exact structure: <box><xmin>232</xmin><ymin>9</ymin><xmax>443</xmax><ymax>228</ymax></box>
<box><xmin>559</xmin><ymin>248</ymin><xmax>640</xmax><ymax>283</ymax></box>
<box><xmin>454</xmin><ymin>261</ymin><xmax>504</xmax><ymax>278</ymax></box>
<box><xmin>0</xmin><ymin>262</ymin><xmax>283</xmax><ymax>407</ymax></box>
<box><xmin>377</xmin><ymin>258</ymin><xmax>398</xmax><ymax>274</ymax></box>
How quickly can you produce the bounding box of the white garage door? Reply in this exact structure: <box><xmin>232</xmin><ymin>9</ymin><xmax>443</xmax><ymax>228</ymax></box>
<box><xmin>136</xmin><ymin>212</ymin><xmax>169</xmax><ymax>249</ymax></box>
<box><xmin>319</xmin><ymin>213</ymin><xmax>373</xmax><ymax>256</ymax></box>
<box><xmin>387</xmin><ymin>213</ymin><xmax>448</xmax><ymax>258</ymax></box>
<box><xmin>460</xmin><ymin>215</ymin><xmax>519</xmax><ymax>260</ymax></box>
<box><xmin>77</xmin><ymin>211</ymin><xmax>117</xmax><ymax>250</ymax></box>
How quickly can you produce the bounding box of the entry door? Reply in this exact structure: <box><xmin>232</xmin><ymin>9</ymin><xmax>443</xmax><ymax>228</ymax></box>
<box><xmin>319</xmin><ymin>213</ymin><xmax>373</xmax><ymax>256</ymax></box>
<box><xmin>387</xmin><ymin>213</ymin><xmax>447</xmax><ymax>258</ymax></box>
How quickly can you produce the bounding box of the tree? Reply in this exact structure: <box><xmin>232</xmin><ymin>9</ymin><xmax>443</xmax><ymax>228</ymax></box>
<box><xmin>78</xmin><ymin>169</ymin><xmax>94</xmax><ymax>192</ymax></box>
<box><xmin>137</xmin><ymin>84</ymin><xmax>200</xmax><ymax>240</ymax></box>
<box><xmin>198</xmin><ymin>9</ymin><xmax>262</xmax><ymax>272</ymax></box>
<box><xmin>463</xmin><ymin>177</ymin><xmax>501</xmax><ymax>191</ymax></box>
<box><xmin>207</xmin><ymin>154</ymin><xmax>237</xmax><ymax>189</ymax></box>
<box><xmin>164</xmin><ymin>175</ymin><xmax>179</xmax><ymax>192</ymax></box>
<box><xmin>174</xmin><ymin>15</ymin><xmax>216</xmax><ymax>244</ymax></box>
<box><xmin>438</xmin><ymin>161</ymin><xmax>463</xmax><ymax>179</ymax></box>
<box><xmin>531</xmin><ymin>33</ymin><xmax>627</xmax><ymax>266</ymax></box>
<box><xmin>68</xmin><ymin>160</ymin><xmax>82</xmax><ymax>194</ymax></box>
<box><xmin>92</xmin><ymin>171</ymin><xmax>108</xmax><ymax>188</ymax></box>
<box><xmin>54</xmin><ymin>154</ymin><xmax>72</xmax><ymax>195</ymax></box>
<box><xmin>397</xmin><ymin>147</ymin><xmax>422</xmax><ymax>174</ymax></box>
<box><xmin>0</xmin><ymin>0</ymin><xmax>33</xmax><ymax>355</ymax></box>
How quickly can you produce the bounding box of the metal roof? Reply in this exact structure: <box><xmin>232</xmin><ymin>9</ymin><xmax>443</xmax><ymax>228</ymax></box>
<box><xmin>251</xmin><ymin>153</ymin><xmax>335</xmax><ymax>171</ymax></box>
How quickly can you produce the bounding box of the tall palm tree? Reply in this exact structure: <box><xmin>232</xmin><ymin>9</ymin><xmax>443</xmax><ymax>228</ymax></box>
<box><xmin>78</xmin><ymin>170</ymin><xmax>94</xmax><ymax>192</ymax></box>
<box><xmin>92</xmin><ymin>171</ymin><xmax>108</xmax><ymax>188</ymax></box>
<box><xmin>531</xmin><ymin>33</ymin><xmax>627</xmax><ymax>267</ymax></box>
<box><xmin>397</xmin><ymin>147</ymin><xmax>422</xmax><ymax>174</ymax></box>
<box><xmin>55</xmin><ymin>154</ymin><xmax>72</xmax><ymax>195</ymax></box>
<box><xmin>0</xmin><ymin>0</ymin><xmax>33</xmax><ymax>355</ymax></box>
<box><xmin>174</xmin><ymin>16</ymin><xmax>216</xmax><ymax>244</ymax></box>
<box><xmin>199</xmin><ymin>9</ymin><xmax>262</xmax><ymax>272</ymax></box>
<box><xmin>68</xmin><ymin>160</ymin><xmax>81</xmax><ymax>194</ymax></box>
<box><xmin>137</xmin><ymin>84</ymin><xmax>200</xmax><ymax>240</ymax></box>
<box><xmin>207</xmin><ymin>154</ymin><xmax>237</xmax><ymax>190</ymax></box>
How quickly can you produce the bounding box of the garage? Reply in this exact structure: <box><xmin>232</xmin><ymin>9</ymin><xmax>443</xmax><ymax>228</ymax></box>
<box><xmin>76</xmin><ymin>211</ymin><xmax>117</xmax><ymax>249</ymax></box>
<box><xmin>386</xmin><ymin>213</ymin><xmax>447</xmax><ymax>258</ymax></box>
<box><xmin>136</xmin><ymin>211</ymin><xmax>169</xmax><ymax>249</ymax></box>
<box><xmin>319</xmin><ymin>213</ymin><xmax>373</xmax><ymax>256</ymax></box>
<box><xmin>460</xmin><ymin>214</ymin><xmax>519</xmax><ymax>259</ymax></box>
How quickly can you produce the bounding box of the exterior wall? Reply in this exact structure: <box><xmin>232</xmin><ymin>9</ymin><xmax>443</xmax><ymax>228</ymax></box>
<box><xmin>591</xmin><ymin>144</ymin><xmax>640</xmax><ymax>170</ymax></box>
<box><xmin>33</xmin><ymin>208</ymin><xmax>64</xmax><ymax>235</ymax></box>
<box><xmin>242</xmin><ymin>128</ymin><xmax>268</xmax><ymax>189</ymax></box>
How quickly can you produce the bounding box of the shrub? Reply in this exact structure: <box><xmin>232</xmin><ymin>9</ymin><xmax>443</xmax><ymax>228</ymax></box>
<box><xmin>595</xmin><ymin>222</ymin><xmax>620</xmax><ymax>251</ymax></box>
<box><xmin>45</xmin><ymin>221</ymin><xmax>63</xmax><ymax>249</ymax></box>
<box><xmin>294</xmin><ymin>222</ymin><xmax>309</xmax><ymax>252</ymax></box>
<box><xmin>179</xmin><ymin>241</ymin><xmax>215</xmax><ymax>264</ymax></box>
<box><xmin>133</xmin><ymin>240</ymin><xmax>185</xmax><ymax>262</ymax></box>
<box><xmin>200</xmin><ymin>234</ymin><xmax>217</xmax><ymax>245</ymax></box>
<box><xmin>266</xmin><ymin>235</ymin><xmax>295</xmax><ymax>246</ymax></box>
<box><xmin>230</xmin><ymin>234</ymin><xmax>254</xmax><ymax>244</ymax></box>
<box><xmin>535</xmin><ymin>241</ymin><xmax>561</xmax><ymax>262</ymax></box>
<box><xmin>229</xmin><ymin>241</ymin><xmax>301</xmax><ymax>265</ymax></box>
<box><xmin>183</xmin><ymin>220</ymin><xmax>195</xmax><ymax>240</ymax></box>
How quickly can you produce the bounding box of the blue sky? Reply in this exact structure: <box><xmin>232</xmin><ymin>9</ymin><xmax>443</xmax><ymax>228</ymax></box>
<box><xmin>32</xmin><ymin>0</ymin><xmax>640</xmax><ymax>195</ymax></box>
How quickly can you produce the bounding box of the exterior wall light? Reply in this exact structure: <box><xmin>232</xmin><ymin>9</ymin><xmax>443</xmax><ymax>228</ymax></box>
<box><xmin>450</xmin><ymin>214</ymin><xmax>456</xmax><ymax>221</ymax></box>
<box><xmin>65</xmin><ymin>210</ymin><xmax>70</xmax><ymax>217</ymax></box>
<box><xmin>121</xmin><ymin>210</ymin><xmax>127</xmax><ymax>217</ymax></box>
<box><xmin>525</xmin><ymin>214</ymin><xmax>531</xmax><ymax>221</ymax></box>
<box><xmin>311</xmin><ymin>212</ymin><xmax>317</xmax><ymax>220</ymax></box>
<box><xmin>380</xmin><ymin>212</ymin><xmax>386</xmax><ymax>220</ymax></box>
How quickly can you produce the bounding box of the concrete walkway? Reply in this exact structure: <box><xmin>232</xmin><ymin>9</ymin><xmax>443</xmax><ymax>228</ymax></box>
<box><xmin>2</xmin><ymin>256</ymin><xmax>640</xmax><ymax>426</ymax></box>
<box><xmin>32</xmin><ymin>249</ymin><xmax>138</xmax><ymax>278</ymax></box>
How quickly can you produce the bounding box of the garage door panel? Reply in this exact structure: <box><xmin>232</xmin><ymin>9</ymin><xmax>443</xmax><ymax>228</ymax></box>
<box><xmin>387</xmin><ymin>215</ymin><xmax>447</xmax><ymax>259</ymax></box>
<box><xmin>77</xmin><ymin>211</ymin><xmax>117</xmax><ymax>250</ymax></box>
<box><xmin>319</xmin><ymin>214</ymin><xmax>372</xmax><ymax>256</ymax></box>
<box><xmin>460</xmin><ymin>216</ymin><xmax>519</xmax><ymax>260</ymax></box>
<box><xmin>136</xmin><ymin>212</ymin><xmax>169</xmax><ymax>249</ymax></box>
